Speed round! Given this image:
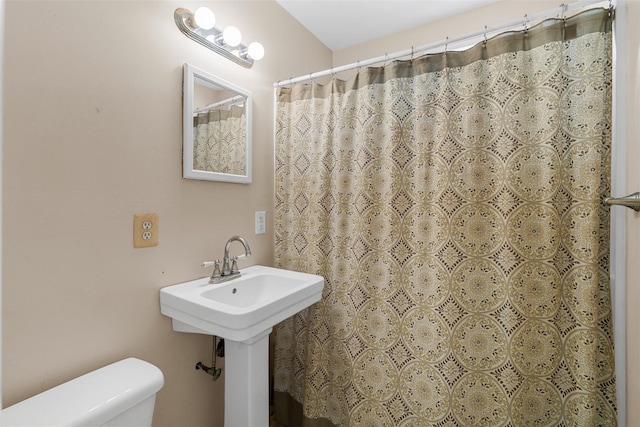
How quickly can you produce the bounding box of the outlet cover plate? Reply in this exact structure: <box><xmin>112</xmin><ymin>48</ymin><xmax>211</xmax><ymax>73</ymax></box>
<box><xmin>255</xmin><ymin>211</ymin><xmax>266</xmax><ymax>234</ymax></box>
<box><xmin>134</xmin><ymin>213</ymin><xmax>158</xmax><ymax>248</ymax></box>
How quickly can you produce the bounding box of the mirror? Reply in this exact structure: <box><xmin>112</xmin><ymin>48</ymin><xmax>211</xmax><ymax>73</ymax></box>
<box><xmin>182</xmin><ymin>63</ymin><xmax>252</xmax><ymax>183</ymax></box>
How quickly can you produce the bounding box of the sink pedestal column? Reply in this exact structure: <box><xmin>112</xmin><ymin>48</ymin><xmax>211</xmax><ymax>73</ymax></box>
<box><xmin>224</xmin><ymin>328</ymin><xmax>272</xmax><ymax>427</ymax></box>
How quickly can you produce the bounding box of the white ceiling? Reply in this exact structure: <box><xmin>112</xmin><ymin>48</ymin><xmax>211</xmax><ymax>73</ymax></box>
<box><xmin>275</xmin><ymin>0</ymin><xmax>498</xmax><ymax>51</ymax></box>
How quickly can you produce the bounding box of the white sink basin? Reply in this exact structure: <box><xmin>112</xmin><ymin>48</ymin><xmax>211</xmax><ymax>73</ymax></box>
<box><xmin>160</xmin><ymin>265</ymin><xmax>324</xmax><ymax>342</ymax></box>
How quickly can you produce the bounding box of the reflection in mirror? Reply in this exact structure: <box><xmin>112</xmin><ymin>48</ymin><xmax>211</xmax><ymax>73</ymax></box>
<box><xmin>193</xmin><ymin>85</ymin><xmax>246</xmax><ymax>175</ymax></box>
<box><xmin>183</xmin><ymin>63</ymin><xmax>252</xmax><ymax>183</ymax></box>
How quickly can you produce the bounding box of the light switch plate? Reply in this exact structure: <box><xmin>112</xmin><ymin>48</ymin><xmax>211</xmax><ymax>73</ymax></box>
<box><xmin>134</xmin><ymin>213</ymin><xmax>158</xmax><ymax>248</ymax></box>
<box><xmin>255</xmin><ymin>211</ymin><xmax>266</xmax><ymax>234</ymax></box>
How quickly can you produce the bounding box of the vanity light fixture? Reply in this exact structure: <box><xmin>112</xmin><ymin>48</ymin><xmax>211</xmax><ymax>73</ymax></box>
<box><xmin>174</xmin><ymin>7</ymin><xmax>265</xmax><ymax>68</ymax></box>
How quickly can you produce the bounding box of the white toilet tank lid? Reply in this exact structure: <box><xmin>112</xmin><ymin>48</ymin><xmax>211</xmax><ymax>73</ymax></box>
<box><xmin>1</xmin><ymin>357</ymin><xmax>164</xmax><ymax>426</ymax></box>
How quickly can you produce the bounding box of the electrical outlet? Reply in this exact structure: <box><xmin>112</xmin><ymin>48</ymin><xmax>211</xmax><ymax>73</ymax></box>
<box><xmin>134</xmin><ymin>213</ymin><xmax>158</xmax><ymax>248</ymax></box>
<box><xmin>255</xmin><ymin>211</ymin><xmax>266</xmax><ymax>234</ymax></box>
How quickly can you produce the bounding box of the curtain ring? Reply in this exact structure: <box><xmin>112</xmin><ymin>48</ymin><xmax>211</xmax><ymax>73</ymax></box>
<box><xmin>444</xmin><ymin>36</ymin><xmax>449</xmax><ymax>54</ymax></box>
<box><xmin>411</xmin><ymin>46</ymin><xmax>414</xmax><ymax>60</ymax></box>
<box><xmin>383</xmin><ymin>53</ymin><xmax>388</xmax><ymax>67</ymax></box>
<box><xmin>483</xmin><ymin>25</ymin><xmax>488</xmax><ymax>47</ymax></box>
<box><xmin>561</xmin><ymin>3</ymin><xmax>567</xmax><ymax>27</ymax></box>
<box><xmin>523</xmin><ymin>14</ymin><xmax>529</xmax><ymax>36</ymax></box>
<box><xmin>356</xmin><ymin>60</ymin><xmax>361</xmax><ymax>72</ymax></box>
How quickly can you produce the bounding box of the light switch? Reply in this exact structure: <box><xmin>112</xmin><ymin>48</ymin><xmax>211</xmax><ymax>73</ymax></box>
<box><xmin>255</xmin><ymin>211</ymin><xmax>266</xmax><ymax>234</ymax></box>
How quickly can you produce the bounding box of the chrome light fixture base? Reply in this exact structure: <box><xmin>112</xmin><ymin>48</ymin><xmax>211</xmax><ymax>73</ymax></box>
<box><xmin>174</xmin><ymin>8</ymin><xmax>255</xmax><ymax>68</ymax></box>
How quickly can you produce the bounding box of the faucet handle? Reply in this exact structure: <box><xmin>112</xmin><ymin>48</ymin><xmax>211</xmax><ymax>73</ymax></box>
<box><xmin>203</xmin><ymin>260</ymin><xmax>222</xmax><ymax>272</ymax></box>
<box><xmin>213</xmin><ymin>260</ymin><xmax>222</xmax><ymax>278</ymax></box>
<box><xmin>230</xmin><ymin>256</ymin><xmax>239</xmax><ymax>274</ymax></box>
<box><xmin>204</xmin><ymin>260</ymin><xmax>222</xmax><ymax>283</ymax></box>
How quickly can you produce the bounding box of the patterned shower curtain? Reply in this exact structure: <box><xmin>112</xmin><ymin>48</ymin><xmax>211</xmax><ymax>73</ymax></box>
<box><xmin>193</xmin><ymin>105</ymin><xmax>246</xmax><ymax>175</ymax></box>
<box><xmin>273</xmin><ymin>8</ymin><xmax>615</xmax><ymax>427</ymax></box>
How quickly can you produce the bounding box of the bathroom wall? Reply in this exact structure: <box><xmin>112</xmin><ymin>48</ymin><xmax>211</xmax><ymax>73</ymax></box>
<box><xmin>1</xmin><ymin>1</ymin><xmax>330</xmax><ymax>425</ymax></box>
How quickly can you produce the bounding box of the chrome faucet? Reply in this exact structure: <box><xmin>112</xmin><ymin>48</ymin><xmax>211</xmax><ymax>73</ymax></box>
<box><xmin>205</xmin><ymin>236</ymin><xmax>252</xmax><ymax>284</ymax></box>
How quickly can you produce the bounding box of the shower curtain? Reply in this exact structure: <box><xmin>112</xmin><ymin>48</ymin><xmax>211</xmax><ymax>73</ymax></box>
<box><xmin>193</xmin><ymin>105</ymin><xmax>246</xmax><ymax>174</ymax></box>
<box><xmin>274</xmin><ymin>8</ymin><xmax>615</xmax><ymax>427</ymax></box>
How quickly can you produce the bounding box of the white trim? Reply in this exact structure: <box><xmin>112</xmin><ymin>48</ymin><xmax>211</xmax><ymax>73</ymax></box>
<box><xmin>611</xmin><ymin>0</ymin><xmax>627</xmax><ymax>424</ymax></box>
<box><xmin>1</xmin><ymin>0</ymin><xmax>6</xmax><ymax>412</ymax></box>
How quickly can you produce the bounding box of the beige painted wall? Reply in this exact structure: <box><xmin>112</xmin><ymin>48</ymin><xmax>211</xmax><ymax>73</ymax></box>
<box><xmin>1</xmin><ymin>1</ymin><xmax>330</xmax><ymax>425</ymax></box>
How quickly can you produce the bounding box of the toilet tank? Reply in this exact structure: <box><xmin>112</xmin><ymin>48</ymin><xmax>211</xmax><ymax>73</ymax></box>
<box><xmin>1</xmin><ymin>358</ymin><xmax>164</xmax><ymax>427</ymax></box>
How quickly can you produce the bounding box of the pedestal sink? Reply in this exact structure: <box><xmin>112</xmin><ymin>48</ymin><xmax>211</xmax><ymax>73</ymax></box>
<box><xmin>159</xmin><ymin>265</ymin><xmax>324</xmax><ymax>427</ymax></box>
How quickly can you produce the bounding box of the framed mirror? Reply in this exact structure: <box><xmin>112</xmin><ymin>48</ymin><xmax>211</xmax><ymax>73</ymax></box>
<box><xmin>182</xmin><ymin>63</ymin><xmax>252</xmax><ymax>183</ymax></box>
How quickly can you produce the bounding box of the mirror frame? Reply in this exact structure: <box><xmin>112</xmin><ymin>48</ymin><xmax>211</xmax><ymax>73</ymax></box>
<box><xmin>182</xmin><ymin>63</ymin><xmax>252</xmax><ymax>183</ymax></box>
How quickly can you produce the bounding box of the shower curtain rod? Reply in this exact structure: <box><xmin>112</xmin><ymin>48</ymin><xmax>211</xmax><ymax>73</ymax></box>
<box><xmin>194</xmin><ymin>94</ymin><xmax>245</xmax><ymax>114</ymax></box>
<box><xmin>274</xmin><ymin>0</ymin><xmax>611</xmax><ymax>88</ymax></box>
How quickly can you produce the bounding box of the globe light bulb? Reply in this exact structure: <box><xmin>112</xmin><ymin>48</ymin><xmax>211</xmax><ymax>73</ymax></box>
<box><xmin>222</xmin><ymin>26</ymin><xmax>242</xmax><ymax>47</ymax></box>
<box><xmin>247</xmin><ymin>42</ymin><xmax>265</xmax><ymax>61</ymax></box>
<box><xmin>193</xmin><ymin>7</ymin><xmax>215</xmax><ymax>30</ymax></box>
